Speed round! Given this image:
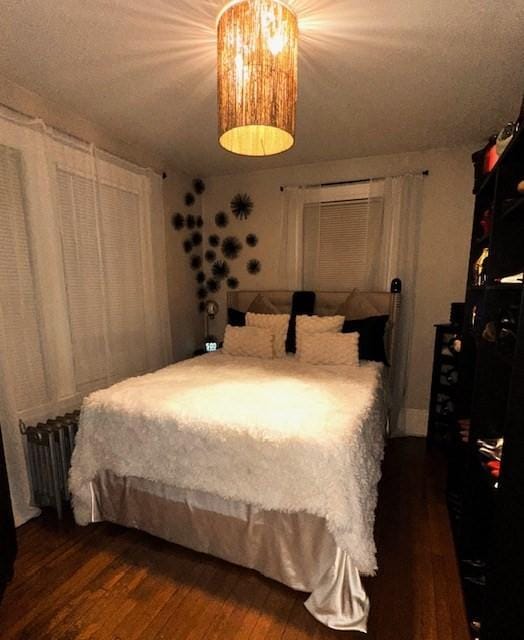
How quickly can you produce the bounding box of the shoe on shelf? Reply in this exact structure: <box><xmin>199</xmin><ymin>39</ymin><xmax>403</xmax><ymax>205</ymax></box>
<box><xmin>461</xmin><ymin>559</ymin><xmax>486</xmax><ymax>569</ymax></box>
<box><xmin>464</xmin><ymin>574</ymin><xmax>486</xmax><ymax>587</ymax></box>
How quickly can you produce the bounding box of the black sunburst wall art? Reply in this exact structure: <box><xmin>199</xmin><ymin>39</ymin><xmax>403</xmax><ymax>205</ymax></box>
<box><xmin>190</xmin><ymin>255</ymin><xmax>202</xmax><ymax>271</ymax></box>
<box><xmin>246</xmin><ymin>233</ymin><xmax>258</xmax><ymax>247</ymax></box>
<box><xmin>247</xmin><ymin>259</ymin><xmax>261</xmax><ymax>275</ymax></box>
<box><xmin>205</xmin><ymin>192</ymin><xmax>262</xmax><ymax>292</ymax></box>
<box><xmin>215</xmin><ymin>211</ymin><xmax>229</xmax><ymax>228</ymax></box>
<box><xmin>171</xmin><ymin>212</ymin><xmax>185</xmax><ymax>230</ymax></box>
<box><xmin>231</xmin><ymin>193</ymin><xmax>253</xmax><ymax>220</ymax></box>
<box><xmin>212</xmin><ymin>260</ymin><xmax>230</xmax><ymax>280</ymax></box>
<box><xmin>193</xmin><ymin>178</ymin><xmax>206</xmax><ymax>195</ymax></box>
<box><xmin>221</xmin><ymin>236</ymin><xmax>243</xmax><ymax>260</ymax></box>
<box><xmin>168</xmin><ymin>179</ymin><xmax>208</xmax><ymax>312</ymax></box>
<box><xmin>170</xmin><ymin>184</ymin><xmax>264</xmax><ymax>311</ymax></box>
<box><xmin>227</xmin><ymin>276</ymin><xmax>239</xmax><ymax>290</ymax></box>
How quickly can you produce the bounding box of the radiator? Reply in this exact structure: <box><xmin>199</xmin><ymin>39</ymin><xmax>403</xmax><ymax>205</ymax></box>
<box><xmin>19</xmin><ymin>410</ymin><xmax>80</xmax><ymax>520</ymax></box>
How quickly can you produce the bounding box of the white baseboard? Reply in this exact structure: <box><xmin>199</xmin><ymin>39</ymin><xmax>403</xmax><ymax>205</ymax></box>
<box><xmin>398</xmin><ymin>408</ymin><xmax>429</xmax><ymax>437</ymax></box>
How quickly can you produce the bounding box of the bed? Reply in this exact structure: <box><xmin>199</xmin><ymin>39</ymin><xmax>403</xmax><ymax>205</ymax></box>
<box><xmin>70</xmin><ymin>288</ymin><xmax>400</xmax><ymax>632</ymax></box>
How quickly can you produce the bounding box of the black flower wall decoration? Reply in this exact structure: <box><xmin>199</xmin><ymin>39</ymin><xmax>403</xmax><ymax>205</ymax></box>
<box><xmin>190</xmin><ymin>255</ymin><xmax>202</xmax><ymax>271</ymax></box>
<box><xmin>197</xmin><ymin>286</ymin><xmax>207</xmax><ymax>300</ymax></box>
<box><xmin>193</xmin><ymin>178</ymin><xmax>206</xmax><ymax>195</ymax></box>
<box><xmin>185</xmin><ymin>192</ymin><xmax>195</xmax><ymax>207</ymax></box>
<box><xmin>207</xmin><ymin>278</ymin><xmax>220</xmax><ymax>293</ymax></box>
<box><xmin>198</xmin><ymin>301</ymin><xmax>206</xmax><ymax>313</ymax></box>
<box><xmin>212</xmin><ymin>260</ymin><xmax>230</xmax><ymax>280</ymax></box>
<box><xmin>209</xmin><ymin>234</ymin><xmax>220</xmax><ymax>247</ymax></box>
<box><xmin>205</xmin><ymin>249</ymin><xmax>217</xmax><ymax>263</ymax></box>
<box><xmin>196</xmin><ymin>215</ymin><xmax>203</xmax><ymax>228</ymax></box>
<box><xmin>186</xmin><ymin>214</ymin><xmax>196</xmax><ymax>229</ymax></box>
<box><xmin>215</xmin><ymin>211</ymin><xmax>229</xmax><ymax>228</ymax></box>
<box><xmin>231</xmin><ymin>193</ymin><xmax>253</xmax><ymax>220</ymax></box>
<box><xmin>171</xmin><ymin>212</ymin><xmax>185</xmax><ymax>230</ymax></box>
<box><xmin>183</xmin><ymin>239</ymin><xmax>193</xmax><ymax>253</ymax></box>
<box><xmin>222</xmin><ymin>236</ymin><xmax>243</xmax><ymax>259</ymax></box>
<box><xmin>247</xmin><ymin>258</ymin><xmax>261</xmax><ymax>275</ymax></box>
<box><xmin>227</xmin><ymin>277</ymin><xmax>239</xmax><ymax>290</ymax></box>
<box><xmin>191</xmin><ymin>231</ymin><xmax>202</xmax><ymax>246</ymax></box>
<box><xmin>196</xmin><ymin>271</ymin><xmax>206</xmax><ymax>284</ymax></box>
<box><xmin>246</xmin><ymin>233</ymin><xmax>258</xmax><ymax>247</ymax></box>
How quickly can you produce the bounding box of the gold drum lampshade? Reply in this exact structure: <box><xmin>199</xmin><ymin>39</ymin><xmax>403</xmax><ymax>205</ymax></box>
<box><xmin>217</xmin><ymin>0</ymin><xmax>298</xmax><ymax>156</ymax></box>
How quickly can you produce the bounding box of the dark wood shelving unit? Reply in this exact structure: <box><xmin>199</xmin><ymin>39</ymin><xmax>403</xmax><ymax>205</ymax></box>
<box><xmin>500</xmin><ymin>196</ymin><xmax>524</xmax><ymax>220</ymax></box>
<box><xmin>448</xmin><ymin>104</ymin><xmax>524</xmax><ymax>640</ymax></box>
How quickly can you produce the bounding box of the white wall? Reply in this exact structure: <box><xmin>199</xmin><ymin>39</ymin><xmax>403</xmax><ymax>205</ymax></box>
<box><xmin>201</xmin><ymin>146</ymin><xmax>476</xmax><ymax>436</ymax></box>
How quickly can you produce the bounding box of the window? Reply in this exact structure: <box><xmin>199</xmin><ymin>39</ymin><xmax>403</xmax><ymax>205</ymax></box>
<box><xmin>56</xmin><ymin>169</ymin><xmax>107</xmax><ymax>389</ymax></box>
<box><xmin>0</xmin><ymin>111</ymin><xmax>171</xmax><ymax>525</ymax></box>
<box><xmin>98</xmin><ymin>182</ymin><xmax>148</xmax><ymax>380</ymax></box>
<box><xmin>0</xmin><ymin>116</ymin><xmax>170</xmax><ymax>408</ymax></box>
<box><xmin>56</xmin><ymin>163</ymin><xmax>154</xmax><ymax>389</ymax></box>
<box><xmin>300</xmin><ymin>181</ymin><xmax>384</xmax><ymax>291</ymax></box>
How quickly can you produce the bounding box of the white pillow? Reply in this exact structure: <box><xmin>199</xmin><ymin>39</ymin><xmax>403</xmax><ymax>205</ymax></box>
<box><xmin>222</xmin><ymin>325</ymin><xmax>274</xmax><ymax>359</ymax></box>
<box><xmin>298</xmin><ymin>332</ymin><xmax>359</xmax><ymax>366</ymax></box>
<box><xmin>295</xmin><ymin>314</ymin><xmax>344</xmax><ymax>358</ymax></box>
<box><xmin>246</xmin><ymin>312</ymin><xmax>290</xmax><ymax>358</ymax></box>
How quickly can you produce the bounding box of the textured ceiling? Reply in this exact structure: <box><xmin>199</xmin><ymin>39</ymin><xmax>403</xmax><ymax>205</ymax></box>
<box><xmin>0</xmin><ymin>0</ymin><xmax>522</xmax><ymax>176</ymax></box>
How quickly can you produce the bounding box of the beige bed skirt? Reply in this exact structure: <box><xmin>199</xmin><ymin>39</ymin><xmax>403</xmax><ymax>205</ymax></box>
<box><xmin>90</xmin><ymin>471</ymin><xmax>370</xmax><ymax>632</ymax></box>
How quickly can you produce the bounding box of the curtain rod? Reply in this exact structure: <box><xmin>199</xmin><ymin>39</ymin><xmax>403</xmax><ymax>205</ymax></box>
<box><xmin>279</xmin><ymin>169</ymin><xmax>429</xmax><ymax>192</ymax></box>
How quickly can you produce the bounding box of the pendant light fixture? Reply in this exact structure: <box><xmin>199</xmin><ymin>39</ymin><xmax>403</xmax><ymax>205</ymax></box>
<box><xmin>217</xmin><ymin>0</ymin><xmax>298</xmax><ymax>157</ymax></box>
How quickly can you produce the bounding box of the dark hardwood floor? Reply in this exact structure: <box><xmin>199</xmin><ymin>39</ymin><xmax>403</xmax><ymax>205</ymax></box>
<box><xmin>0</xmin><ymin>438</ymin><xmax>469</xmax><ymax>640</ymax></box>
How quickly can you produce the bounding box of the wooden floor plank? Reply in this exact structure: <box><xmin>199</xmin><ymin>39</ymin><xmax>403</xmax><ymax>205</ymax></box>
<box><xmin>205</xmin><ymin>572</ymin><xmax>273</xmax><ymax>640</ymax></box>
<box><xmin>0</xmin><ymin>438</ymin><xmax>469</xmax><ymax>640</ymax></box>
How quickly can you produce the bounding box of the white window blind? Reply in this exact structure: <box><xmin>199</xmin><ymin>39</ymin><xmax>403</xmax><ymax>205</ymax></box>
<box><xmin>56</xmin><ymin>169</ymin><xmax>107</xmax><ymax>390</ymax></box>
<box><xmin>99</xmin><ymin>183</ymin><xmax>148</xmax><ymax>380</ymax></box>
<box><xmin>0</xmin><ymin>145</ymin><xmax>49</xmax><ymax>410</ymax></box>
<box><xmin>303</xmin><ymin>198</ymin><xmax>370</xmax><ymax>290</ymax></box>
<box><xmin>56</xmin><ymin>170</ymin><xmax>149</xmax><ymax>387</ymax></box>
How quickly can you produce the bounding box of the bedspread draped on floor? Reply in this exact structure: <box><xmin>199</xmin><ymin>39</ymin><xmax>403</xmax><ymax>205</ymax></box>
<box><xmin>70</xmin><ymin>353</ymin><xmax>386</xmax><ymax>575</ymax></box>
<box><xmin>92</xmin><ymin>471</ymin><xmax>370</xmax><ymax>632</ymax></box>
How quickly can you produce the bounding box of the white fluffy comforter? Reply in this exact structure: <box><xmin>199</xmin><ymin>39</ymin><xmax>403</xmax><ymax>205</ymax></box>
<box><xmin>70</xmin><ymin>353</ymin><xmax>386</xmax><ymax>575</ymax></box>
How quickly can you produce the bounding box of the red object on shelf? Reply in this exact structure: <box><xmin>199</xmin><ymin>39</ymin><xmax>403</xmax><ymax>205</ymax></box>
<box><xmin>480</xmin><ymin>209</ymin><xmax>493</xmax><ymax>236</ymax></box>
<box><xmin>484</xmin><ymin>143</ymin><xmax>499</xmax><ymax>173</ymax></box>
<box><xmin>458</xmin><ymin>418</ymin><xmax>470</xmax><ymax>443</ymax></box>
<box><xmin>486</xmin><ymin>460</ymin><xmax>501</xmax><ymax>478</ymax></box>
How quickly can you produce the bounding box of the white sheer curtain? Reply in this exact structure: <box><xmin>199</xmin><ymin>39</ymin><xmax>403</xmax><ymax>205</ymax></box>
<box><xmin>378</xmin><ymin>175</ymin><xmax>424</xmax><ymax>434</ymax></box>
<box><xmin>278</xmin><ymin>174</ymin><xmax>424</xmax><ymax>434</ymax></box>
<box><xmin>279</xmin><ymin>186</ymin><xmax>307</xmax><ymax>289</ymax></box>
<box><xmin>0</xmin><ymin>107</ymin><xmax>171</xmax><ymax>525</ymax></box>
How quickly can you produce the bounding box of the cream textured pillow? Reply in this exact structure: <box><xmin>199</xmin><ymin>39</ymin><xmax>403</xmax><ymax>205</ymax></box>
<box><xmin>299</xmin><ymin>332</ymin><xmax>359</xmax><ymax>366</ymax></box>
<box><xmin>337</xmin><ymin>289</ymin><xmax>381</xmax><ymax>320</ymax></box>
<box><xmin>247</xmin><ymin>293</ymin><xmax>279</xmax><ymax>315</ymax></box>
<box><xmin>246</xmin><ymin>312</ymin><xmax>290</xmax><ymax>358</ymax></box>
<box><xmin>222</xmin><ymin>325</ymin><xmax>274</xmax><ymax>359</ymax></box>
<box><xmin>295</xmin><ymin>314</ymin><xmax>344</xmax><ymax>358</ymax></box>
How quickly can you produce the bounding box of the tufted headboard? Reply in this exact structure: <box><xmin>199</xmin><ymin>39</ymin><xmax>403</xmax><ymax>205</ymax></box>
<box><xmin>227</xmin><ymin>288</ymin><xmax>401</xmax><ymax>366</ymax></box>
